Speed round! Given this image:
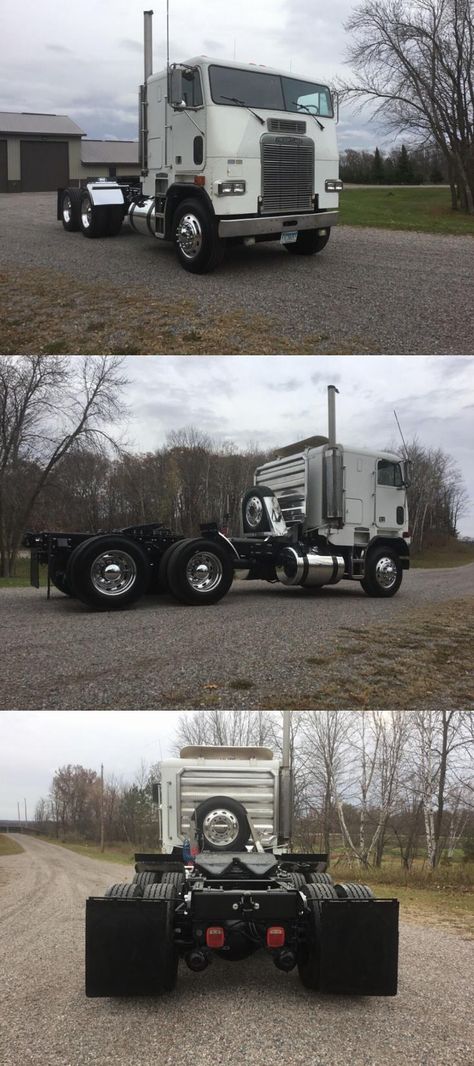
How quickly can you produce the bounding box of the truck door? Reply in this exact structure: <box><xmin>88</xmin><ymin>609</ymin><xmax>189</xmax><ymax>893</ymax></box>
<box><xmin>376</xmin><ymin>460</ymin><xmax>406</xmax><ymax>531</ymax></box>
<box><xmin>169</xmin><ymin>67</ymin><xmax>206</xmax><ymax>174</ymax></box>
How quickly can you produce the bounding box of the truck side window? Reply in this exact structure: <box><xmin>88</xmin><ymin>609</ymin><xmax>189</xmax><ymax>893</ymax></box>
<box><xmin>378</xmin><ymin>460</ymin><xmax>403</xmax><ymax>487</ymax></box>
<box><xmin>182</xmin><ymin>69</ymin><xmax>203</xmax><ymax>108</ymax></box>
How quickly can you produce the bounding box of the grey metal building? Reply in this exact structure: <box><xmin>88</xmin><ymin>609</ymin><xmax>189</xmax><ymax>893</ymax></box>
<box><xmin>0</xmin><ymin>112</ymin><xmax>85</xmax><ymax>192</ymax></box>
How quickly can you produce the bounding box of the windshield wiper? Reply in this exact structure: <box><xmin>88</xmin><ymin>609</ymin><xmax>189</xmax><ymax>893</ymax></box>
<box><xmin>221</xmin><ymin>96</ymin><xmax>265</xmax><ymax>125</ymax></box>
<box><xmin>292</xmin><ymin>102</ymin><xmax>325</xmax><ymax>131</ymax></box>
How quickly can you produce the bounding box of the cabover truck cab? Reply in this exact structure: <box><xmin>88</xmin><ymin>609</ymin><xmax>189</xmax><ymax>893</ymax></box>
<box><xmin>86</xmin><ymin>744</ymin><xmax>399</xmax><ymax>997</ymax></box>
<box><xmin>57</xmin><ymin>12</ymin><xmax>341</xmax><ymax>273</ymax></box>
<box><xmin>25</xmin><ymin>386</ymin><xmax>411</xmax><ymax>610</ymax></box>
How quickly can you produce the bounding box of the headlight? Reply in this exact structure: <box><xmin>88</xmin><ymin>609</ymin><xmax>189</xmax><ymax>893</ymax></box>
<box><xmin>216</xmin><ymin>180</ymin><xmax>246</xmax><ymax>195</ymax></box>
<box><xmin>325</xmin><ymin>179</ymin><xmax>343</xmax><ymax>192</ymax></box>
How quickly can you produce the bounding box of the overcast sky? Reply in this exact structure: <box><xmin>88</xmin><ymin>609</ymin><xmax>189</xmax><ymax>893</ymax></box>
<box><xmin>102</xmin><ymin>355</ymin><xmax>474</xmax><ymax>536</ymax></box>
<box><xmin>0</xmin><ymin>711</ymin><xmax>190</xmax><ymax>820</ymax></box>
<box><xmin>1</xmin><ymin>0</ymin><xmax>384</xmax><ymax>149</ymax></box>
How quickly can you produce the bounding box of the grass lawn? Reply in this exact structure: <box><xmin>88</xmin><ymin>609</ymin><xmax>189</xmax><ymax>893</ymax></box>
<box><xmin>340</xmin><ymin>186</ymin><xmax>474</xmax><ymax>237</ymax></box>
<box><xmin>0</xmin><ymin>834</ymin><xmax>24</xmax><ymax>856</ymax></box>
<box><xmin>0</xmin><ymin>555</ymin><xmax>46</xmax><ymax>588</ymax></box>
<box><xmin>411</xmin><ymin>541</ymin><xmax>474</xmax><ymax>568</ymax></box>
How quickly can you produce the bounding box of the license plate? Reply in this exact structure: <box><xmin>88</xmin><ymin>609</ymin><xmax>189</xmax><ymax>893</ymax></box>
<box><xmin>280</xmin><ymin>230</ymin><xmax>298</xmax><ymax>244</ymax></box>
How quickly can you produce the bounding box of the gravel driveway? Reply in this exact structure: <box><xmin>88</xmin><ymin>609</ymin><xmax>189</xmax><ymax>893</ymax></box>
<box><xmin>0</xmin><ymin>835</ymin><xmax>472</xmax><ymax>1066</ymax></box>
<box><xmin>1</xmin><ymin>192</ymin><xmax>473</xmax><ymax>353</ymax></box>
<box><xmin>1</xmin><ymin>563</ymin><xmax>473</xmax><ymax>710</ymax></box>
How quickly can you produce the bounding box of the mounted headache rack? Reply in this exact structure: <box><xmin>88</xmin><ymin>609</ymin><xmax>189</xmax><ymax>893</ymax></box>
<box><xmin>85</xmin><ymin>789</ymin><xmax>399</xmax><ymax>997</ymax></box>
<box><xmin>24</xmin><ymin>386</ymin><xmax>411</xmax><ymax>611</ymax></box>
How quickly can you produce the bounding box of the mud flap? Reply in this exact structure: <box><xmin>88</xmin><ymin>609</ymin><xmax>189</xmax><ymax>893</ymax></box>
<box><xmin>319</xmin><ymin>899</ymin><xmax>399</xmax><ymax>995</ymax></box>
<box><xmin>85</xmin><ymin>898</ymin><xmax>177</xmax><ymax>997</ymax></box>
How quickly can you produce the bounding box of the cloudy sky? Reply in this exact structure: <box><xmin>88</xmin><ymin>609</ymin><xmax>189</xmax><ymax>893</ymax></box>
<box><xmin>0</xmin><ymin>710</ymin><xmax>188</xmax><ymax>820</ymax></box>
<box><xmin>102</xmin><ymin>355</ymin><xmax>474</xmax><ymax>536</ymax></box>
<box><xmin>1</xmin><ymin>0</ymin><xmax>382</xmax><ymax>149</ymax></box>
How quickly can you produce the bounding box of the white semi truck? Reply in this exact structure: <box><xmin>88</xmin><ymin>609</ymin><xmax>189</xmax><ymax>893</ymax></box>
<box><xmin>26</xmin><ymin>385</ymin><xmax>411</xmax><ymax>610</ymax></box>
<box><xmin>85</xmin><ymin>738</ymin><xmax>399</xmax><ymax>996</ymax></box>
<box><xmin>57</xmin><ymin>11</ymin><xmax>342</xmax><ymax>273</ymax></box>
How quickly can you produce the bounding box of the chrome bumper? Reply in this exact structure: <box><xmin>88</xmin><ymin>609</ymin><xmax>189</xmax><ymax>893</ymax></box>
<box><xmin>217</xmin><ymin>210</ymin><xmax>338</xmax><ymax>239</ymax></box>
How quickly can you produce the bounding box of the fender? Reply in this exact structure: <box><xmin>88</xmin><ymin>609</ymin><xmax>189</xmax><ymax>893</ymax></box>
<box><xmin>164</xmin><ymin>182</ymin><xmax>216</xmax><ymax>239</ymax></box>
<box><xmin>85</xmin><ymin>180</ymin><xmax>125</xmax><ymax>207</ymax></box>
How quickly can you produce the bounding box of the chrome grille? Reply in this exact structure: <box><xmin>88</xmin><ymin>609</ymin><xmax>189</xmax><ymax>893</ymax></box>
<box><xmin>267</xmin><ymin>118</ymin><xmax>306</xmax><ymax>134</ymax></box>
<box><xmin>261</xmin><ymin>135</ymin><xmax>314</xmax><ymax>214</ymax></box>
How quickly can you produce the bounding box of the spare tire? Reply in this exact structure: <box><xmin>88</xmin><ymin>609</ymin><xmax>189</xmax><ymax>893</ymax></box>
<box><xmin>194</xmin><ymin>795</ymin><xmax>250</xmax><ymax>852</ymax></box>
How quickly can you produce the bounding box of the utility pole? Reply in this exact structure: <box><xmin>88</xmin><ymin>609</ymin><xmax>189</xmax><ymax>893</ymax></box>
<box><xmin>24</xmin><ymin>798</ymin><xmax>28</xmax><ymax>825</ymax></box>
<box><xmin>100</xmin><ymin>764</ymin><xmax>105</xmax><ymax>853</ymax></box>
<box><xmin>17</xmin><ymin>801</ymin><xmax>21</xmax><ymax>827</ymax></box>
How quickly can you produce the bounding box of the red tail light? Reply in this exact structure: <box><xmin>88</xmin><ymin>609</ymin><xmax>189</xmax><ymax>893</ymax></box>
<box><xmin>403</xmin><ymin>530</ymin><xmax>411</xmax><ymax>538</ymax></box>
<box><xmin>266</xmin><ymin>926</ymin><xmax>285</xmax><ymax>948</ymax></box>
<box><xmin>206</xmin><ymin>926</ymin><xmax>225</xmax><ymax>949</ymax></box>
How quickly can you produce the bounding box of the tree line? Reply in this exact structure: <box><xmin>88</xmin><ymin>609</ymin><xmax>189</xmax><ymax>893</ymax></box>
<box><xmin>34</xmin><ymin>711</ymin><xmax>474</xmax><ymax>871</ymax></box>
<box><xmin>340</xmin><ymin>145</ymin><xmax>446</xmax><ymax>185</ymax></box>
<box><xmin>0</xmin><ymin>356</ymin><xmax>468</xmax><ymax>577</ymax></box>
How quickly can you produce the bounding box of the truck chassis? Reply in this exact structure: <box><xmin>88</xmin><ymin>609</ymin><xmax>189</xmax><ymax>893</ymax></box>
<box><xmin>25</xmin><ymin>511</ymin><xmax>409</xmax><ymax>611</ymax></box>
<box><xmin>86</xmin><ymin>848</ymin><xmax>398</xmax><ymax>997</ymax></box>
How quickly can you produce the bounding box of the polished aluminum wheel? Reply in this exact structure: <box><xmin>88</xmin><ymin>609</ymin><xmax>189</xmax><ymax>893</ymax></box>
<box><xmin>90</xmin><ymin>550</ymin><xmax>137</xmax><ymax>597</ymax></box>
<box><xmin>81</xmin><ymin>196</ymin><xmax>92</xmax><ymax>231</ymax></box>
<box><xmin>375</xmin><ymin>555</ymin><xmax>398</xmax><ymax>590</ymax></box>
<box><xmin>176</xmin><ymin>212</ymin><xmax>203</xmax><ymax>259</ymax></box>
<box><xmin>203</xmin><ymin>808</ymin><xmax>240</xmax><ymax>847</ymax></box>
<box><xmin>245</xmin><ymin>495</ymin><xmax>264</xmax><ymax>529</ymax></box>
<box><xmin>185</xmin><ymin>552</ymin><xmax>223</xmax><ymax>593</ymax></box>
<box><xmin>62</xmin><ymin>194</ymin><xmax>72</xmax><ymax>224</ymax></box>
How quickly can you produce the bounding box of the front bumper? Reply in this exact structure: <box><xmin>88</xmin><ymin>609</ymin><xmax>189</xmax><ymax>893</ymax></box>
<box><xmin>217</xmin><ymin>210</ymin><xmax>338</xmax><ymax>239</ymax></box>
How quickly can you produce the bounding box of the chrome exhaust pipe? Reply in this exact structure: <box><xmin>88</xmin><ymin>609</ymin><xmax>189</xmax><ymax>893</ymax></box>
<box><xmin>144</xmin><ymin>10</ymin><xmax>153</xmax><ymax>81</ymax></box>
<box><xmin>276</xmin><ymin>547</ymin><xmax>345</xmax><ymax>587</ymax></box>
<box><xmin>327</xmin><ymin>384</ymin><xmax>339</xmax><ymax>446</ymax></box>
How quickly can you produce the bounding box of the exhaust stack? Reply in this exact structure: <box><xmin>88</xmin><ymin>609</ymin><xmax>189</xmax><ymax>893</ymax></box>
<box><xmin>144</xmin><ymin>9</ymin><xmax>153</xmax><ymax>81</ymax></box>
<box><xmin>278</xmin><ymin>712</ymin><xmax>293</xmax><ymax>848</ymax></box>
<box><xmin>327</xmin><ymin>384</ymin><xmax>339</xmax><ymax>446</ymax></box>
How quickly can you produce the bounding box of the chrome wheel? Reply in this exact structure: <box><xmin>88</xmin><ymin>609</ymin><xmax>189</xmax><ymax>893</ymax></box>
<box><xmin>375</xmin><ymin>555</ymin><xmax>398</xmax><ymax>590</ymax></box>
<box><xmin>90</xmin><ymin>550</ymin><xmax>137</xmax><ymax>597</ymax></box>
<box><xmin>203</xmin><ymin>808</ymin><xmax>240</xmax><ymax>847</ymax></box>
<box><xmin>186</xmin><ymin>552</ymin><xmax>223</xmax><ymax>593</ymax></box>
<box><xmin>81</xmin><ymin>196</ymin><xmax>92</xmax><ymax>231</ymax></box>
<box><xmin>245</xmin><ymin>495</ymin><xmax>264</xmax><ymax>529</ymax></box>
<box><xmin>176</xmin><ymin>212</ymin><xmax>203</xmax><ymax>259</ymax></box>
<box><xmin>62</xmin><ymin>194</ymin><xmax>72</xmax><ymax>224</ymax></box>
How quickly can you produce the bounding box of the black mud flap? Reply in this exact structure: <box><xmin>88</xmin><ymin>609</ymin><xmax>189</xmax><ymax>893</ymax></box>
<box><xmin>85</xmin><ymin>898</ymin><xmax>177</xmax><ymax>997</ymax></box>
<box><xmin>319</xmin><ymin>899</ymin><xmax>399</xmax><ymax>995</ymax></box>
<box><xmin>30</xmin><ymin>551</ymin><xmax>40</xmax><ymax>589</ymax></box>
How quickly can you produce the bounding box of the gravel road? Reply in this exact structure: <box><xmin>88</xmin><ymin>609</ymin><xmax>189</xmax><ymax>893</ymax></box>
<box><xmin>1</xmin><ymin>563</ymin><xmax>473</xmax><ymax>710</ymax></box>
<box><xmin>1</xmin><ymin>835</ymin><xmax>472</xmax><ymax>1066</ymax></box>
<box><xmin>1</xmin><ymin>192</ymin><xmax>473</xmax><ymax>353</ymax></box>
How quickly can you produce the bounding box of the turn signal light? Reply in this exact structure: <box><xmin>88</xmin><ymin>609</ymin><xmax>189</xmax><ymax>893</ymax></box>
<box><xmin>266</xmin><ymin>926</ymin><xmax>285</xmax><ymax>948</ymax></box>
<box><xmin>206</xmin><ymin>926</ymin><xmax>225</xmax><ymax>948</ymax></box>
<box><xmin>194</xmin><ymin>175</ymin><xmax>206</xmax><ymax>186</ymax></box>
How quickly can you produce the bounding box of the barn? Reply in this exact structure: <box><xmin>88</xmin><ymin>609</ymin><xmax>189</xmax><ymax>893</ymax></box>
<box><xmin>0</xmin><ymin>112</ymin><xmax>84</xmax><ymax>192</ymax></box>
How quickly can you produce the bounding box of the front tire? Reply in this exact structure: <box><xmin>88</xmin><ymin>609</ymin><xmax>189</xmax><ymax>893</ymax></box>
<box><xmin>166</xmin><ymin>538</ymin><xmax>233</xmax><ymax>605</ymax></box>
<box><xmin>284</xmin><ymin>229</ymin><xmax>330</xmax><ymax>255</ymax></box>
<box><xmin>361</xmin><ymin>547</ymin><xmax>403</xmax><ymax>598</ymax></box>
<box><xmin>173</xmin><ymin>198</ymin><xmax>225</xmax><ymax>274</ymax></box>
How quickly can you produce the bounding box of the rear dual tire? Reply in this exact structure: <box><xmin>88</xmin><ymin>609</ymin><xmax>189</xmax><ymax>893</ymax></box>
<box><xmin>66</xmin><ymin>535</ymin><xmax>150</xmax><ymax>610</ymax></box>
<box><xmin>164</xmin><ymin>538</ymin><xmax>234</xmax><ymax>605</ymax></box>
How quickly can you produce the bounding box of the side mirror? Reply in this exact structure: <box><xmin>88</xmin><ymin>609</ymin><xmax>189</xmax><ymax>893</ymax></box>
<box><xmin>169</xmin><ymin>67</ymin><xmax>185</xmax><ymax>109</ymax></box>
<box><xmin>331</xmin><ymin>90</ymin><xmax>340</xmax><ymax>124</ymax></box>
<box><xmin>402</xmin><ymin>460</ymin><xmax>412</xmax><ymax>487</ymax></box>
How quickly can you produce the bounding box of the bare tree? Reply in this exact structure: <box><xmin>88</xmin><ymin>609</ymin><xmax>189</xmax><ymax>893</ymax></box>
<box><xmin>0</xmin><ymin>355</ymin><xmax>127</xmax><ymax>576</ymax></box>
<box><xmin>342</xmin><ymin>0</ymin><xmax>474</xmax><ymax>212</ymax></box>
<box><xmin>173</xmin><ymin>710</ymin><xmax>277</xmax><ymax>751</ymax></box>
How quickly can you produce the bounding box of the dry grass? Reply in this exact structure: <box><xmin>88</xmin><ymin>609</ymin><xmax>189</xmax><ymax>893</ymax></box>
<box><xmin>0</xmin><ymin>834</ymin><xmax>24</xmax><ymax>856</ymax></box>
<box><xmin>0</xmin><ymin>266</ymin><xmax>361</xmax><ymax>355</ymax></box>
<box><xmin>260</xmin><ymin>597</ymin><xmax>474</xmax><ymax>709</ymax></box>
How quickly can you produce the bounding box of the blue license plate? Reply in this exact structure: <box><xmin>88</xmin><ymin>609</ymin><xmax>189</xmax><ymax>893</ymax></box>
<box><xmin>280</xmin><ymin>231</ymin><xmax>298</xmax><ymax>244</ymax></box>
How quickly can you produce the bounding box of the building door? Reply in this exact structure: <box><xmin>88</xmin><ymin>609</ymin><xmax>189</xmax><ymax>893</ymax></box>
<box><xmin>0</xmin><ymin>140</ymin><xmax>7</xmax><ymax>192</ymax></box>
<box><xmin>20</xmin><ymin>140</ymin><xmax>69</xmax><ymax>191</ymax></box>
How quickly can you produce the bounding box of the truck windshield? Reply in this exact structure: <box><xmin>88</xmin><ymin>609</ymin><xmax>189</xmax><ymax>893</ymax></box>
<box><xmin>209</xmin><ymin>65</ymin><xmax>333</xmax><ymax>117</ymax></box>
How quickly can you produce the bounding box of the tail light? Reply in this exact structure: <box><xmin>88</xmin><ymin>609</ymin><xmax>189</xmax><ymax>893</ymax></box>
<box><xmin>206</xmin><ymin>926</ymin><xmax>225</xmax><ymax>949</ymax></box>
<box><xmin>266</xmin><ymin>926</ymin><xmax>285</xmax><ymax>948</ymax></box>
<box><xmin>403</xmin><ymin>530</ymin><xmax>411</xmax><ymax>538</ymax></box>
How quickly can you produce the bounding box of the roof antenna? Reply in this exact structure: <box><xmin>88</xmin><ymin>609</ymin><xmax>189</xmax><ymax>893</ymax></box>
<box><xmin>393</xmin><ymin>408</ymin><xmax>409</xmax><ymax>457</ymax></box>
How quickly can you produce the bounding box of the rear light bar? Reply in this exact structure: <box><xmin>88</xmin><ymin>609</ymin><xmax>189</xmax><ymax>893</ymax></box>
<box><xmin>206</xmin><ymin>926</ymin><xmax>225</xmax><ymax>949</ymax></box>
<box><xmin>266</xmin><ymin>926</ymin><xmax>285</xmax><ymax>948</ymax></box>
